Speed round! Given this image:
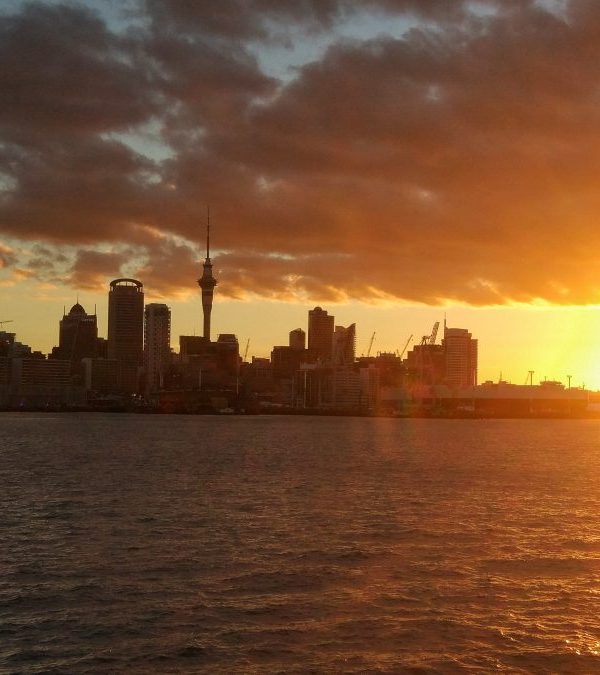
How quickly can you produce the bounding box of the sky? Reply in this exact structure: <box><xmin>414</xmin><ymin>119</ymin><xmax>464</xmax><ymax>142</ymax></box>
<box><xmin>2</xmin><ymin>0</ymin><xmax>600</xmax><ymax>387</ymax></box>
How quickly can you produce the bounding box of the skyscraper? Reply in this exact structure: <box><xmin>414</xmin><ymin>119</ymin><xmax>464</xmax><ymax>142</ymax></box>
<box><xmin>55</xmin><ymin>302</ymin><xmax>98</xmax><ymax>374</ymax></box>
<box><xmin>198</xmin><ymin>214</ymin><xmax>217</xmax><ymax>341</ymax></box>
<box><xmin>108</xmin><ymin>278</ymin><xmax>144</xmax><ymax>392</ymax></box>
<box><xmin>333</xmin><ymin>323</ymin><xmax>356</xmax><ymax>366</ymax></box>
<box><xmin>443</xmin><ymin>326</ymin><xmax>478</xmax><ymax>389</ymax></box>
<box><xmin>144</xmin><ymin>303</ymin><xmax>171</xmax><ymax>393</ymax></box>
<box><xmin>308</xmin><ymin>307</ymin><xmax>334</xmax><ymax>363</ymax></box>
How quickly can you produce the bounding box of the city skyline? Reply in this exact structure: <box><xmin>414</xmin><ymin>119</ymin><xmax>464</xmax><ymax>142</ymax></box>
<box><xmin>6</xmin><ymin>269</ymin><xmax>590</xmax><ymax>417</ymax></box>
<box><xmin>3</xmin><ymin>1</ymin><xmax>600</xmax><ymax>389</ymax></box>
<box><xmin>3</xmin><ymin>271</ymin><xmax>597</xmax><ymax>392</ymax></box>
<box><xmin>4</xmin><ymin>278</ymin><xmax>600</xmax><ymax>390</ymax></box>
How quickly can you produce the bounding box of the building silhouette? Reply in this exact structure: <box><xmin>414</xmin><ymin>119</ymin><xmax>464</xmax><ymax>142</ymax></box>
<box><xmin>107</xmin><ymin>278</ymin><xmax>144</xmax><ymax>392</ymax></box>
<box><xmin>404</xmin><ymin>343</ymin><xmax>445</xmax><ymax>385</ymax></box>
<box><xmin>308</xmin><ymin>307</ymin><xmax>334</xmax><ymax>363</ymax></box>
<box><xmin>289</xmin><ymin>328</ymin><xmax>306</xmax><ymax>351</ymax></box>
<box><xmin>0</xmin><ymin>331</ymin><xmax>35</xmax><ymax>359</ymax></box>
<box><xmin>198</xmin><ymin>217</ymin><xmax>217</xmax><ymax>341</ymax></box>
<box><xmin>53</xmin><ymin>302</ymin><xmax>98</xmax><ymax>375</ymax></box>
<box><xmin>96</xmin><ymin>337</ymin><xmax>108</xmax><ymax>359</ymax></box>
<box><xmin>333</xmin><ymin>323</ymin><xmax>356</xmax><ymax>366</ymax></box>
<box><xmin>144</xmin><ymin>303</ymin><xmax>171</xmax><ymax>393</ymax></box>
<box><xmin>10</xmin><ymin>358</ymin><xmax>71</xmax><ymax>407</ymax></box>
<box><xmin>215</xmin><ymin>334</ymin><xmax>240</xmax><ymax>376</ymax></box>
<box><xmin>82</xmin><ymin>357</ymin><xmax>119</xmax><ymax>396</ymax></box>
<box><xmin>443</xmin><ymin>325</ymin><xmax>478</xmax><ymax>388</ymax></box>
<box><xmin>179</xmin><ymin>335</ymin><xmax>206</xmax><ymax>357</ymax></box>
<box><xmin>271</xmin><ymin>328</ymin><xmax>309</xmax><ymax>381</ymax></box>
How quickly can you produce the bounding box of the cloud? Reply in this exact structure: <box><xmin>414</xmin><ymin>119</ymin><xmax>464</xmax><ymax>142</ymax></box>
<box><xmin>132</xmin><ymin>236</ymin><xmax>202</xmax><ymax>298</ymax></box>
<box><xmin>67</xmin><ymin>249</ymin><xmax>129</xmax><ymax>290</ymax></box>
<box><xmin>0</xmin><ymin>243</ymin><xmax>16</xmax><ymax>268</ymax></box>
<box><xmin>0</xmin><ymin>134</ymin><xmax>167</xmax><ymax>242</ymax></box>
<box><xmin>144</xmin><ymin>0</ymin><xmax>346</xmax><ymax>40</ymax></box>
<box><xmin>0</xmin><ymin>3</ymin><xmax>157</xmax><ymax>136</ymax></box>
<box><xmin>2</xmin><ymin>0</ymin><xmax>600</xmax><ymax>306</ymax></box>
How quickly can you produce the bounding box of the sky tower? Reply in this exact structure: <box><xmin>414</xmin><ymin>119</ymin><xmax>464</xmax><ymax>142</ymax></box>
<box><xmin>198</xmin><ymin>209</ymin><xmax>217</xmax><ymax>341</ymax></box>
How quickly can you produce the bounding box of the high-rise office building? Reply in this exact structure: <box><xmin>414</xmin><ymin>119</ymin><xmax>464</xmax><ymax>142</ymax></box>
<box><xmin>333</xmin><ymin>323</ymin><xmax>356</xmax><ymax>366</ymax></box>
<box><xmin>216</xmin><ymin>333</ymin><xmax>239</xmax><ymax>376</ymax></box>
<box><xmin>55</xmin><ymin>302</ymin><xmax>98</xmax><ymax>373</ymax></box>
<box><xmin>289</xmin><ymin>328</ymin><xmax>306</xmax><ymax>351</ymax></box>
<box><xmin>144</xmin><ymin>303</ymin><xmax>171</xmax><ymax>393</ymax></box>
<box><xmin>308</xmin><ymin>307</ymin><xmax>334</xmax><ymax>363</ymax></box>
<box><xmin>443</xmin><ymin>326</ymin><xmax>478</xmax><ymax>389</ymax></box>
<box><xmin>108</xmin><ymin>278</ymin><xmax>144</xmax><ymax>392</ymax></box>
<box><xmin>198</xmin><ymin>216</ymin><xmax>217</xmax><ymax>341</ymax></box>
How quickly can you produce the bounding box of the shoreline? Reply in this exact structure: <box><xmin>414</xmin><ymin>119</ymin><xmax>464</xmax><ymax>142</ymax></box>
<box><xmin>1</xmin><ymin>406</ymin><xmax>598</xmax><ymax>420</ymax></box>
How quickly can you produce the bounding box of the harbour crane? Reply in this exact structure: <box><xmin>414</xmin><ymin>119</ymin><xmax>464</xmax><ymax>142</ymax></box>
<box><xmin>367</xmin><ymin>331</ymin><xmax>376</xmax><ymax>357</ymax></box>
<box><xmin>525</xmin><ymin>370</ymin><xmax>534</xmax><ymax>386</ymax></box>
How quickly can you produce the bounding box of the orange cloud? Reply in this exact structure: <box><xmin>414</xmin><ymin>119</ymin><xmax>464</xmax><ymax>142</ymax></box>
<box><xmin>2</xmin><ymin>0</ymin><xmax>600</xmax><ymax>306</ymax></box>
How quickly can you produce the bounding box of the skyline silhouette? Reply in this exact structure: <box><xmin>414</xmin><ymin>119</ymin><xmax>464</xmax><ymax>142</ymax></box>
<box><xmin>1</xmin><ymin>266</ymin><xmax>594</xmax><ymax>400</ymax></box>
<box><xmin>3</xmin><ymin>0</ymin><xmax>600</xmax><ymax>387</ymax></box>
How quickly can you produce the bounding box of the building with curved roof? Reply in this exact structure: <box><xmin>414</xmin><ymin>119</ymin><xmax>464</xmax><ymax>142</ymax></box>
<box><xmin>108</xmin><ymin>278</ymin><xmax>144</xmax><ymax>392</ymax></box>
<box><xmin>55</xmin><ymin>302</ymin><xmax>98</xmax><ymax>375</ymax></box>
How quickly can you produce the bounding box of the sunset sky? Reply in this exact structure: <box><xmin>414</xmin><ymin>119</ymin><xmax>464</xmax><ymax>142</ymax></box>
<box><xmin>2</xmin><ymin>0</ymin><xmax>600</xmax><ymax>387</ymax></box>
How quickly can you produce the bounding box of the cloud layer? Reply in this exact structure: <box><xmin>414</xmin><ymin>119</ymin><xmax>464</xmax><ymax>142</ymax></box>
<box><xmin>2</xmin><ymin>0</ymin><xmax>600</xmax><ymax>304</ymax></box>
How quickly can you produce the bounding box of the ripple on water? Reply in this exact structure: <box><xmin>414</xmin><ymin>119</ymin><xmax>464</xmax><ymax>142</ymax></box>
<box><xmin>1</xmin><ymin>413</ymin><xmax>600</xmax><ymax>673</ymax></box>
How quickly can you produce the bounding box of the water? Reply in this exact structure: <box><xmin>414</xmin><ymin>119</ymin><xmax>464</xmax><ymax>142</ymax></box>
<box><xmin>1</xmin><ymin>413</ymin><xmax>600</xmax><ymax>673</ymax></box>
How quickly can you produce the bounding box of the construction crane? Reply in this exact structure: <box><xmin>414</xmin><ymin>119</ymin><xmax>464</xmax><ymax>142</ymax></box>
<box><xmin>243</xmin><ymin>338</ymin><xmax>250</xmax><ymax>362</ymax></box>
<box><xmin>398</xmin><ymin>334</ymin><xmax>413</xmax><ymax>359</ymax></box>
<box><xmin>367</xmin><ymin>331</ymin><xmax>376</xmax><ymax>357</ymax></box>
<box><xmin>429</xmin><ymin>321</ymin><xmax>439</xmax><ymax>345</ymax></box>
<box><xmin>0</xmin><ymin>320</ymin><xmax>13</xmax><ymax>328</ymax></box>
<box><xmin>419</xmin><ymin>321</ymin><xmax>440</xmax><ymax>347</ymax></box>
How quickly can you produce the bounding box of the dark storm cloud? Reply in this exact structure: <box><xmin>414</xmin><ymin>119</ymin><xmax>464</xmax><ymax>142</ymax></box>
<box><xmin>149</xmin><ymin>31</ymin><xmax>275</xmax><ymax>135</ymax></box>
<box><xmin>0</xmin><ymin>135</ymin><xmax>165</xmax><ymax>242</ymax></box>
<box><xmin>0</xmin><ymin>2</ymin><xmax>156</xmax><ymax>136</ymax></box>
<box><xmin>3</xmin><ymin>0</ymin><xmax>600</xmax><ymax>305</ymax></box>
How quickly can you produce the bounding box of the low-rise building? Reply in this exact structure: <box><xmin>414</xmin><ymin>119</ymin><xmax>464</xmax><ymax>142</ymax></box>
<box><xmin>10</xmin><ymin>358</ymin><xmax>71</xmax><ymax>407</ymax></box>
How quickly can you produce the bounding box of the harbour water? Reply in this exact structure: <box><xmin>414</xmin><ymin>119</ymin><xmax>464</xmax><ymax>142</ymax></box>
<box><xmin>1</xmin><ymin>413</ymin><xmax>599</xmax><ymax>673</ymax></box>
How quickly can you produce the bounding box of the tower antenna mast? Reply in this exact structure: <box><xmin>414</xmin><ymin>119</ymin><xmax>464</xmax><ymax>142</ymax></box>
<box><xmin>206</xmin><ymin>205</ymin><xmax>210</xmax><ymax>259</ymax></box>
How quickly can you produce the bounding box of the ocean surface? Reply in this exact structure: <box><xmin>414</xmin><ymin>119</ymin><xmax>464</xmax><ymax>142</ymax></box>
<box><xmin>1</xmin><ymin>413</ymin><xmax>599</xmax><ymax>674</ymax></box>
